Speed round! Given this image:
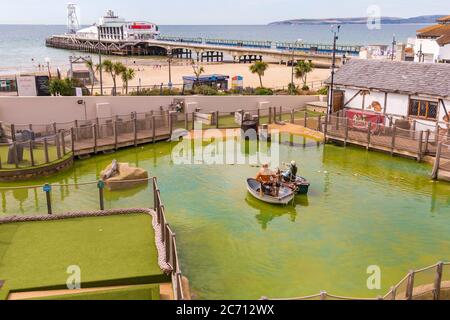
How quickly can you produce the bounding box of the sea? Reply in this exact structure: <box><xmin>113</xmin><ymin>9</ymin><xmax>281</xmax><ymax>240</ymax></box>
<box><xmin>0</xmin><ymin>24</ymin><xmax>428</xmax><ymax>75</ymax></box>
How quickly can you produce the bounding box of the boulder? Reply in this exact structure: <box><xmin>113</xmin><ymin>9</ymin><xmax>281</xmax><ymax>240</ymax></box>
<box><xmin>100</xmin><ymin>162</ymin><xmax>149</xmax><ymax>191</ymax></box>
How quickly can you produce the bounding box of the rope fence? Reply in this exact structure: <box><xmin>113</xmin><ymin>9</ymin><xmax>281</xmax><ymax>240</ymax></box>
<box><xmin>263</xmin><ymin>262</ymin><xmax>450</xmax><ymax>301</ymax></box>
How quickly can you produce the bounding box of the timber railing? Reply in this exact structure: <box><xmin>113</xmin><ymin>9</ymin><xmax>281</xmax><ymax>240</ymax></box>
<box><xmin>0</xmin><ymin>177</ymin><xmax>186</xmax><ymax>300</ymax></box>
<box><xmin>432</xmin><ymin>141</ymin><xmax>450</xmax><ymax>180</ymax></box>
<box><xmin>262</xmin><ymin>262</ymin><xmax>450</xmax><ymax>300</ymax></box>
<box><xmin>152</xmin><ymin>177</ymin><xmax>185</xmax><ymax>300</ymax></box>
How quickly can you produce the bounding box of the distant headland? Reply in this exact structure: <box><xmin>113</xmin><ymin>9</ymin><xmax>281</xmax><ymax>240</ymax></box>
<box><xmin>269</xmin><ymin>15</ymin><xmax>445</xmax><ymax>25</ymax></box>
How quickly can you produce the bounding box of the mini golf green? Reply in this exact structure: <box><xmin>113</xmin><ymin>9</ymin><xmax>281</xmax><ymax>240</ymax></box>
<box><xmin>0</xmin><ymin>213</ymin><xmax>169</xmax><ymax>297</ymax></box>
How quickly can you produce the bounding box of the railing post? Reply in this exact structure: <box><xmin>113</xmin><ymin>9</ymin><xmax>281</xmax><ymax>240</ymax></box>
<box><xmin>44</xmin><ymin>138</ymin><xmax>50</xmax><ymax>163</ymax></box>
<box><xmin>152</xmin><ymin>116</ymin><xmax>156</xmax><ymax>144</ymax></box>
<box><xmin>290</xmin><ymin>109</ymin><xmax>294</xmax><ymax>124</ymax></box>
<box><xmin>61</xmin><ymin>131</ymin><xmax>66</xmax><ymax>156</ymax></box>
<box><xmin>74</xmin><ymin>120</ymin><xmax>79</xmax><ymax>140</ymax></box>
<box><xmin>323</xmin><ymin>114</ymin><xmax>329</xmax><ymax>140</ymax></box>
<box><xmin>418</xmin><ymin>130</ymin><xmax>424</xmax><ymax>162</ymax></box>
<box><xmin>432</xmin><ymin>142</ymin><xmax>442</xmax><ymax>180</ymax></box>
<box><xmin>169</xmin><ymin>112</ymin><xmax>174</xmax><ymax>137</ymax></box>
<box><xmin>185</xmin><ymin>112</ymin><xmax>189</xmax><ymax>130</ymax></box>
<box><xmin>317</xmin><ymin>115</ymin><xmax>322</xmax><ymax>132</ymax></box>
<box><xmin>367</xmin><ymin>122</ymin><xmax>371</xmax><ymax>150</ymax></box>
<box><xmin>391</xmin><ymin>125</ymin><xmax>397</xmax><ymax>156</ymax></box>
<box><xmin>10</xmin><ymin>124</ymin><xmax>16</xmax><ymax>141</ymax></box>
<box><xmin>93</xmin><ymin>124</ymin><xmax>98</xmax><ymax>153</ymax></box>
<box><xmin>43</xmin><ymin>184</ymin><xmax>52</xmax><ymax>215</ymax></box>
<box><xmin>98</xmin><ymin>180</ymin><xmax>105</xmax><ymax>211</ymax></box>
<box><xmin>344</xmin><ymin>118</ymin><xmax>349</xmax><ymax>147</ymax></box>
<box><xmin>133</xmin><ymin>113</ymin><xmax>138</xmax><ymax>147</ymax></box>
<box><xmin>304</xmin><ymin>111</ymin><xmax>308</xmax><ymax>128</ymax></box>
<box><xmin>13</xmin><ymin>142</ymin><xmax>19</xmax><ymax>168</ymax></box>
<box><xmin>405</xmin><ymin>271</ymin><xmax>415</xmax><ymax>300</ymax></box>
<box><xmin>268</xmin><ymin>107</ymin><xmax>272</xmax><ymax>124</ymax></box>
<box><xmin>29</xmin><ymin>140</ymin><xmax>35</xmax><ymax>166</ymax></box>
<box><xmin>55</xmin><ymin>134</ymin><xmax>62</xmax><ymax>159</ymax></box>
<box><xmin>279</xmin><ymin>106</ymin><xmax>282</xmax><ymax>122</ymax></box>
<box><xmin>152</xmin><ymin>177</ymin><xmax>157</xmax><ymax>210</ymax></box>
<box><xmin>424</xmin><ymin>129</ymin><xmax>430</xmax><ymax>154</ymax></box>
<box><xmin>53</xmin><ymin>122</ymin><xmax>57</xmax><ymax>135</ymax></box>
<box><xmin>216</xmin><ymin>110</ymin><xmax>219</xmax><ymax>129</ymax></box>
<box><xmin>257</xmin><ymin>108</ymin><xmax>261</xmax><ymax>126</ymax></box>
<box><xmin>114</xmin><ymin>120</ymin><xmax>118</xmax><ymax>150</ymax></box>
<box><xmin>70</xmin><ymin>127</ymin><xmax>75</xmax><ymax>154</ymax></box>
<box><xmin>433</xmin><ymin>262</ymin><xmax>444</xmax><ymax>300</ymax></box>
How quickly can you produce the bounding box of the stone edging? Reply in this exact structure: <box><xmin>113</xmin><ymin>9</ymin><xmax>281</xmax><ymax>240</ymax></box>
<box><xmin>0</xmin><ymin>208</ymin><xmax>172</xmax><ymax>274</ymax></box>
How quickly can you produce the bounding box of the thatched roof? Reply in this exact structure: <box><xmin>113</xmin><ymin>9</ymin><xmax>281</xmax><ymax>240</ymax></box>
<box><xmin>325</xmin><ymin>59</ymin><xmax>450</xmax><ymax>98</ymax></box>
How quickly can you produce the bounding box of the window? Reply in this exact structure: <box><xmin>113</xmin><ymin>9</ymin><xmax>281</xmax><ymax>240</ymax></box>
<box><xmin>408</xmin><ymin>99</ymin><xmax>438</xmax><ymax>120</ymax></box>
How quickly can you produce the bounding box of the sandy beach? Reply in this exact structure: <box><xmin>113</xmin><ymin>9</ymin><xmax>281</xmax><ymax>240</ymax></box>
<box><xmin>8</xmin><ymin>58</ymin><xmax>331</xmax><ymax>92</ymax></box>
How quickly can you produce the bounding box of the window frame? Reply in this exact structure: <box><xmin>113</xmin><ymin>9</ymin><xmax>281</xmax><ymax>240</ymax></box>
<box><xmin>408</xmin><ymin>98</ymin><xmax>438</xmax><ymax>120</ymax></box>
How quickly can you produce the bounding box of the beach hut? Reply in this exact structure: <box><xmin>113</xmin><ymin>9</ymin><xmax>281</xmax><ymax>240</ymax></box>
<box><xmin>182</xmin><ymin>74</ymin><xmax>229</xmax><ymax>91</ymax></box>
<box><xmin>231</xmin><ymin>76</ymin><xmax>244</xmax><ymax>90</ymax></box>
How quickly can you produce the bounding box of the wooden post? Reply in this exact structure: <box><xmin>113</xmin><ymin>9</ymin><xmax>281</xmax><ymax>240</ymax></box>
<box><xmin>169</xmin><ymin>112</ymin><xmax>173</xmax><ymax>137</ymax></box>
<box><xmin>268</xmin><ymin>107</ymin><xmax>272</xmax><ymax>124</ymax></box>
<box><xmin>367</xmin><ymin>123</ymin><xmax>371</xmax><ymax>150</ymax></box>
<box><xmin>0</xmin><ymin>155</ymin><xmax>2</xmax><ymax>169</ymax></box>
<box><xmin>55</xmin><ymin>134</ymin><xmax>62</xmax><ymax>159</ymax></box>
<box><xmin>184</xmin><ymin>113</ymin><xmax>189</xmax><ymax>130</ymax></box>
<box><xmin>273</xmin><ymin>107</ymin><xmax>277</xmax><ymax>124</ymax></box>
<box><xmin>152</xmin><ymin>116</ymin><xmax>156</xmax><ymax>143</ymax></box>
<box><xmin>216</xmin><ymin>110</ymin><xmax>220</xmax><ymax>129</ymax></box>
<box><xmin>344</xmin><ymin>118</ymin><xmax>349</xmax><ymax>147</ymax></box>
<box><xmin>133</xmin><ymin>114</ymin><xmax>138</xmax><ymax>147</ymax></box>
<box><xmin>424</xmin><ymin>129</ymin><xmax>430</xmax><ymax>154</ymax></box>
<box><xmin>433</xmin><ymin>262</ymin><xmax>444</xmax><ymax>300</ymax></box>
<box><xmin>53</xmin><ymin>122</ymin><xmax>57</xmax><ymax>135</ymax></box>
<box><xmin>412</xmin><ymin>119</ymin><xmax>417</xmax><ymax>139</ymax></box>
<box><xmin>391</xmin><ymin>125</ymin><xmax>397</xmax><ymax>156</ymax></box>
<box><xmin>29</xmin><ymin>140</ymin><xmax>35</xmax><ymax>166</ymax></box>
<box><xmin>10</xmin><ymin>124</ymin><xmax>16</xmax><ymax>141</ymax></box>
<box><xmin>304</xmin><ymin>111</ymin><xmax>308</xmax><ymax>128</ymax></box>
<box><xmin>324</xmin><ymin>114</ymin><xmax>329</xmax><ymax>140</ymax></box>
<box><xmin>13</xmin><ymin>142</ymin><xmax>19</xmax><ymax>168</ymax></box>
<box><xmin>93</xmin><ymin>124</ymin><xmax>98</xmax><ymax>153</ymax></box>
<box><xmin>317</xmin><ymin>115</ymin><xmax>322</xmax><ymax>132</ymax></box>
<box><xmin>61</xmin><ymin>131</ymin><xmax>66</xmax><ymax>155</ymax></box>
<box><xmin>291</xmin><ymin>109</ymin><xmax>294</xmax><ymax>124</ymax></box>
<box><xmin>257</xmin><ymin>109</ymin><xmax>261</xmax><ymax>126</ymax></box>
<box><xmin>70</xmin><ymin>127</ymin><xmax>75</xmax><ymax>154</ymax></box>
<box><xmin>74</xmin><ymin>120</ymin><xmax>79</xmax><ymax>140</ymax></box>
<box><xmin>279</xmin><ymin>106</ymin><xmax>282</xmax><ymax>121</ymax></box>
<box><xmin>431</xmin><ymin>142</ymin><xmax>442</xmax><ymax>180</ymax></box>
<box><xmin>418</xmin><ymin>131</ymin><xmax>424</xmax><ymax>162</ymax></box>
<box><xmin>114</xmin><ymin>120</ymin><xmax>118</xmax><ymax>150</ymax></box>
<box><xmin>44</xmin><ymin>138</ymin><xmax>50</xmax><ymax>163</ymax></box>
<box><xmin>192</xmin><ymin>112</ymin><xmax>195</xmax><ymax>130</ymax></box>
<box><xmin>405</xmin><ymin>271</ymin><xmax>415</xmax><ymax>300</ymax></box>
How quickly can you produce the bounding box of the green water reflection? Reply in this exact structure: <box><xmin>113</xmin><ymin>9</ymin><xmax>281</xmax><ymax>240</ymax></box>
<box><xmin>0</xmin><ymin>134</ymin><xmax>449</xmax><ymax>299</ymax></box>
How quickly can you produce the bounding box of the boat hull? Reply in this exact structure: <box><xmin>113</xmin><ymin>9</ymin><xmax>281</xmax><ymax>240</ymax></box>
<box><xmin>246</xmin><ymin>178</ymin><xmax>295</xmax><ymax>205</ymax></box>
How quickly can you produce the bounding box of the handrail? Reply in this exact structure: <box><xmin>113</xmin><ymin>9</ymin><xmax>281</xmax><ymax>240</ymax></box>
<box><xmin>264</xmin><ymin>262</ymin><xmax>449</xmax><ymax>301</ymax></box>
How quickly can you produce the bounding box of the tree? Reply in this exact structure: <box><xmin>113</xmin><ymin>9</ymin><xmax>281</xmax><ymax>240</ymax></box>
<box><xmin>102</xmin><ymin>60</ymin><xmax>126</xmax><ymax>95</ymax></box>
<box><xmin>249</xmin><ymin>61</ymin><xmax>268</xmax><ymax>88</ymax></box>
<box><xmin>121</xmin><ymin>68</ymin><xmax>136</xmax><ymax>95</ymax></box>
<box><xmin>48</xmin><ymin>78</ymin><xmax>85</xmax><ymax>96</ymax></box>
<box><xmin>294</xmin><ymin>60</ymin><xmax>314</xmax><ymax>90</ymax></box>
<box><xmin>191</xmin><ymin>60</ymin><xmax>205</xmax><ymax>86</ymax></box>
<box><xmin>85</xmin><ymin>60</ymin><xmax>96</xmax><ymax>95</ymax></box>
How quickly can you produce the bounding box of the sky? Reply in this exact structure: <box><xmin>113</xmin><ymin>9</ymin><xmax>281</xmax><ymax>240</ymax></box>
<box><xmin>0</xmin><ymin>0</ymin><xmax>448</xmax><ymax>25</ymax></box>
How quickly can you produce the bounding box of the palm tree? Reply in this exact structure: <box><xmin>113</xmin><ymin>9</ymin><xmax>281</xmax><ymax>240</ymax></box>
<box><xmin>121</xmin><ymin>68</ymin><xmax>136</xmax><ymax>95</ymax></box>
<box><xmin>294</xmin><ymin>60</ymin><xmax>314</xmax><ymax>90</ymax></box>
<box><xmin>102</xmin><ymin>60</ymin><xmax>126</xmax><ymax>95</ymax></box>
<box><xmin>85</xmin><ymin>60</ymin><xmax>95</xmax><ymax>95</ymax></box>
<box><xmin>249</xmin><ymin>61</ymin><xmax>268</xmax><ymax>88</ymax></box>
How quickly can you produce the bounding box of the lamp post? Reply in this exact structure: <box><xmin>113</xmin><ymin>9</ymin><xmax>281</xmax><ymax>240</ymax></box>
<box><xmin>290</xmin><ymin>39</ymin><xmax>302</xmax><ymax>95</ymax></box>
<box><xmin>391</xmin><ymin>34</ymin><xmax>397</xmax><ymax>61</ymax></box>
<box><xmin>167</xmin><ymin>49</ymin><xmax>173</xmax><ymax>89</ymax></box>
<box><xmin>45</xmin><ymin>57</ymin><xmax>51</xmax><ymax>79</ymax></box>
<box><xmin>328</xmin><ymin>25</ymin><xmax>340</xmax><ymax>115</ymax></box>
<box><xmin>97</xmin><ymin>29</ymin><xmax>104</xmax><ymax>95</ymax></box>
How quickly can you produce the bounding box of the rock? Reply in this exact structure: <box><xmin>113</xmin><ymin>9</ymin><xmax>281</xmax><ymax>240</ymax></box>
<box><xmin>101</xmin><ymin>162</ymin><xmax>149</xmax><ymax>191</ymax></box>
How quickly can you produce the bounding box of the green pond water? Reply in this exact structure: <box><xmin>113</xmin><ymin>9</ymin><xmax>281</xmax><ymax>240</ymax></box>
<box><xmin>1</xmin><ymin>134</ymin><xmax>450</xmax><ymax>299</ymax></box>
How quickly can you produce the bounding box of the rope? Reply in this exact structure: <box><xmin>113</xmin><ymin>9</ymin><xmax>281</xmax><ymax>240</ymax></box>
<box><xmin>0</xmin><ymin>177</ymin><xmax>153</xmax><ymax>191</ymax></box>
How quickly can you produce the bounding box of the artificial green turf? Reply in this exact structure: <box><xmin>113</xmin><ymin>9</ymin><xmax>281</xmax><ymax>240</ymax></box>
<box><xmin>28</xmin><ymin>284</ymin><xmax>160</xmax><ymax>300</ymax></box>
<box><xmin>0</xmin><ymin>144</ymin><xmax>67</xmax><ymax>170</ymax></box>
<box><xmin>0</xmin><ymin>214</ymin><xmax>169</xmax><ymax>294</ymax></box>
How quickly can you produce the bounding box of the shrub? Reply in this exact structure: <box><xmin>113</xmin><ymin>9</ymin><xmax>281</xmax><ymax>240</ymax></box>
<box><xmin>254</xmin><ymin>87</ymin><xmax>274</xmax><ymax>96</ymax></box>
<box><xmin>317</xmin><ymin>87</ymin><xmax>329</xmax><ymax>96</ymax></box>
<box><xmin>193</xmin><ymin>85</ymin><xmax>219</xmax><ymax>96</ymax></box>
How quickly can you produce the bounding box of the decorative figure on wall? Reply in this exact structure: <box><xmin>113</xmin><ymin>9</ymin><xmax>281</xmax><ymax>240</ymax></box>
<box><xmin>368</xmin><ymin>101</ymin><xmax>383</xmax><ymax>113</ymax></box>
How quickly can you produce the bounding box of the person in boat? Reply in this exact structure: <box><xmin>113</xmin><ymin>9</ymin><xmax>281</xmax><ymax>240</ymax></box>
<box><xmin>282</xmin><ymin>161</ymin><xmax>298</xmax><ymax>182</ymax></box>
<box><xmin>256</xmin><ymin>164</ymin><xmax>279</xmax><ymax>197</ymax></box>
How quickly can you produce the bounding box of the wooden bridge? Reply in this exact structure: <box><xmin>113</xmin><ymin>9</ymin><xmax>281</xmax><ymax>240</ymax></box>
<box><xmin>45</xmin><ymin>35</ymin><xmax>349</xmax><ymax>67</ymax></box>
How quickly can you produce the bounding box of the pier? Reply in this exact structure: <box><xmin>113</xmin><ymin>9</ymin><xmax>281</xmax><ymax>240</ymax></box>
<box><xmin>45</xmin><ymin>35</ymin><xmax>352</xmax><ymax>67</ymax></box>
